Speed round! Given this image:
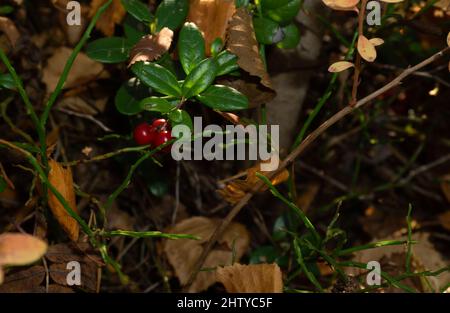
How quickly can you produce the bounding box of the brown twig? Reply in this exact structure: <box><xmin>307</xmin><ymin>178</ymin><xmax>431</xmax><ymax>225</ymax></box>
<box><xmin>183</xmin><ymin>46</ymin><xmax>450</xmax><ymax>290</ymax></box>
<box><xmin>351</xmin><ymin>0</ymin><xmax>368</xmax><ymax>105</ymax></box>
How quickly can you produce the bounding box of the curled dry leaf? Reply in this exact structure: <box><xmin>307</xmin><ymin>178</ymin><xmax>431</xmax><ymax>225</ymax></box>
<box><xmin>227</xmin><ymin>8</ymin><xmax>273</xmax><ymax>90</ymax></box>
<box><xmin>0</xmin><ymin>17</ymin><xmax>20</xmax><ymax>47</ymax></box>
<box><xmin>357</xmin><ymin>35</ymin><xmax>377</xmax><ymax>62</ymax></box>
<box><xmin>369</xmin><ymin>37</ymin><xmax>385</xmax><ymax>46</ymax></box>
<box><xmin>218</xmin><ymin>158</ymin><xmax>289</xmax><ymax>204</ymax></box>
<box><xmin>42</xmin><ymin>47</ymin><xmax>106</xmax><ymax>93</ymax></box>
<box><xmin>322</xmin><ymin>0</ymin><xmax>359</xmax><ymax>10</ymax></box>
<box><xmin>47</xmin><ymin>160</ymin><xmax>79</xmax><ymax>242</ymax></box>
<box><xmin>216</xmin><ymin>263</ymin><xmax>283</xmax><ymax>293</ymax></box>
<box><xmin>187</xmin><ymin>0</ymin><xmax>236</xmax><ymax>55</ymax></box>
<box><xmin>328</xmin><ymin>61</ymin><xmax>354</xmax><ymax>73</ymax></box>
<box><xmin>0</xmin><ymin>265</ymin><xmax>45</xmax><ymax>291</ymax></box>
<box><xmin>129</xmin><ymin>27</ymin><xmax>173</xmax><ymax>66</ymax></box>
<box><xmin>89</xmin><ymin>0</ymin><xmax>125</xmax><ymax>36</ymax></box>
<box><xmin>163</xmin><ymin>216</ymin><xmax>250</xmax><ymax>292</ymax></box>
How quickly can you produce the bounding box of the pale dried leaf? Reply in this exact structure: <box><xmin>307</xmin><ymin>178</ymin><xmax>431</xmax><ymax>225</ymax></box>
<box><xmin>380</xmin><ymin>0</ymin><xmax>404</xmax><ymax>3</ymax></box>
<box><xmin>0</xmin><ymin>233</ymin><xmax>47</xmax><ymax>266</ymax></box>
<box><xmin>0</xmin><ymin>17</ymin><xmax>20</xmax><ymax>47</ymax></box>
<box><xmin>369</xmin><ymin>37</ymin><xmax>385</xmax><ymax>46</ymax></box>
<box><xmin>217</xmin><ymin>263</ymin><xmax>283</xmax><ymax>293</ymax></box>
<box><xmin>322</xmin><ymin>0</ymin><xmax>359</xmax><ymax>10</ymax></box>
<box><xmin>163</xmin><ymin>216</ymin><xmax>250</xmax><ymax>292</ymax></box>
<box><xmin>357</xmin><ymin>35</ymin><xmax>377</xmax><ymax>62</ymax></box>
<box><xmin>42</xmin><ymin>47</ymin><xmax>105</xmax><ymax>93</ymax></box>
<box><xmin>328</xmin><ymin>61</ymin><xmax>354</xmax><ymax>73</ymax></box>
<box><xmin>129</xmin><ymin>27</ymin><xmax>173</xmax><ymax>66</ymax></box>
<box><xmin>447</xmin><ymin>32</ymin><xmax>450</xmax><ymax>47</ymax></box>
<box><xmin>47</xmin><ymin>160</ymin><xmax>79</xmax><ymax>242</ymax></box>
<box><xmin>227</xmin><ymin>8</ymin><xmax>273</xmax><ymax>90</ymax></box>
<box><xmin>187</xmin><ymin>0</ymin><xmax>236</xmax><ymax>55</ymax></box>
<box><xmin>89</xmin><ymin>0</ymin><xmax>125</xmax><ymax>36</ymax></box>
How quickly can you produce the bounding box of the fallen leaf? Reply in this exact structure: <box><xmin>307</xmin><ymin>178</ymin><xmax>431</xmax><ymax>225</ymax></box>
<box><xmin>129</xmin><ymin>27</ymin><xmax>173</xmax><ymax>66</ymax></box>
<box><xmin>328</xmin><ymin>61</ymin><xmax>354</xmax><ymax>73</ymax></box>
<box><xmin>441</xmin><ymin>174</ymin><xmax>450</xmax><ymax>202</ymax></box>
<box><xmin>89</xmin><ymin>0</ymin><xmax>125</xmax><ymax>36</ymax></box>
<box><xmin>438</xmin><ymin>211</ymin><xmax>450</xmax><ymax>231</ymax></box>
<box><xmin>0</xmin><ymin>233</ymin><xmax>47</xmax><ymax>267</ymax></box>
<box><xmin>49</xmin><ymin>262</ymin><xmax>98</xmax><ymax>292</ymax></box>
<box><xmin>216</xmin><ymin>263</ymin><xmax>283</xmax><ymax>293</ymax></box>
<box><xmin>58</xmin><ymin>97</ymin><xmax>98</xmax><ymax>115</ymax></box>
<box><xmin>357</xmin><ymin>35</ymin><xmax>377</xmax><ymax>62</ymax></box>
<box><xmin>42</xmin><ymin>47</ymin><xmax>105</xmax><ymax>93</ymax></box>
<box><xmin>296</xmin><ymin>183</ymin><xmax>320</xmax><ymax>212</ymax></box>
<box><xmin>47</xmin><ymin>160</ymin><xmax>79</xmax><ymax>242</ymax></box>
<box><xmin>227</xmin><ymin>8</ymin><xmax>273</xmax><ymax>90</ymax></box>
<box><xmin>322</xmin><ymin>0</ymin><xmax>359</xmax><ymax>11</ymax></box>
<box><xmin>46</xmin><ymin>242</ymin><xmax>102</xmax><ymax>264</ymax></box>
<box><xmin>447</xmin><ymin>31</ymin><xmax>450</xmax><ymax>46</ymax></box>
<box><xmin>369</xmin><ymin>37</ymin><xmax>385</xmax><ymax>46</ymax></box>
<box><xmin>0</xmin><ymin>17</ymin><xmax>20</xmax><ymax>47</ymax></box>
<box><xmin>164</xmin><ymin>216</ymin><xmax>250</xmax><ymax>292</ymax></box>
<box><xmin>187</xmin><ymin>0</ymin><xmax>236</xmax><ymax>55</ymax></box>
<box><xmin>0</xmin><ymin>265</ymin><xmax>45</xmax><ymax>292</ymax></box>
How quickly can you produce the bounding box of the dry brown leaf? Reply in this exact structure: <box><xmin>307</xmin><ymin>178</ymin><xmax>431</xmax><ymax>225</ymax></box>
<box><xmin>216</xmin><ymin>263</ymin><xmax>283</xmax><ymax>293</ymax></box>
<box><xmin>89</xmin><ymin>0</ymin><xmax>125</xmax><ymax>36</ymax></box>
<box><xmin>0</xmin><ymin>265</ymin><xmax>45</xmax><ymax>292</ymax></box>
<box><xmin>296</xmin><ymin>183</ymin><xmax>320</xmax><ymax>212</ymax></box>
<box><xmin>129</xmin><ymin>27</ymin><xmax>173</xmax><ymax>66</ymax></box>
<box><xmin>164</xmin><ymin>216</ymin><xmax>250</xmax><ymax>292</ymax></box>
<box><xmin>441</xmin><ymin>174</ymin><xmax>450</xmax><ymax>202</ymax></box>
<box><xmin>47</xmin><ymin>160</ymin><xmax>79</xmax><ymax>242</ymax></box>
<box><xmin>322</xmin><ymin>0</ymin><xmax>359</xmax><ymax>11</ymax></box>
<box><xmin>357</xmin><ymin>35</ymin><xmax>377</xmax><ymax>62</ymax></box>
<box><xmin>187</xmin><ymin>0</ymin><xmax>236</xmax><ymax>55</ymax></box>
<box><xmin>46</xmin><ymin>242</ymin><xmax>102</xmax><ymax>264</ymax></box>
<box><xmin>328</xmin><ymin>61</ymin><xmax>354</xmax><ymax>73</ymax></box>
<box><xmin>218</xmin><ymin>159</ymin><xmax>289</xmax><ymax>204</ymax></box>
<box><xmin>42</xmin><ymin>47</ymin><xmax>105</xmax><ymax>93</ymax></box>
<box><xmin>0</xmin><ymin>233</ymin><xmax>47</xmax><ymax>267</ymax></box>
<box><xmin>438</xmin><ymin>211</ymin><xmax>450</xmax><ymax>231</ymax></box>
<box><xmin>227</xmin><ymin>8</ymin><xmax>273</xmax><ymax>90</ymax></box>
<box><xmin>0</xmin><ymin>17</ymin><xmax>20</xmax><ymax>47</ymax></box>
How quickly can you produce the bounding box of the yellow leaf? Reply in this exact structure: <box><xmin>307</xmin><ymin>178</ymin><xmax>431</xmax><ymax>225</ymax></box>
<box><xmin>89</xmin><ymin>0</ymin><xmax>125</xmax><ymax>37</ymax></box>
<box><xmin>163</xmin><ymin>217</ymin><xmax>250</xmax><ymax>292</ymax></box>
<box><xmin>357</xmin><ymin>35</ymin><xmax>377</xmax><ymax>62</ymax></box>
<box><xmin>369</xmin><ymin>37</ymin><xmax>385</xmax><ymax>46</ymax></box>
<box><xmin>447</xmin><ymin>31</ymin><xmax>450</xmax><ymax>47</ymax></box>
<box><xmin>328</xmin><ymin>61</ymin><xmax>354</xmax><ymax>73</ymax></box>
<box><xmin>216</xmin><ymin>263</ymin><xmax>283</xmax><ymax>293</ymax></box>
<box><xmin>0</xmin><ymin>233</ymin><xmax>47</xmax><ymax>266</ymax></box>
<box><xmin>379</xmin><ymin>0</ymin><xmax>404</xmax><ymax>3</ymax></box>
<box><xmin>322</xmin><ymin>0</ymin><xmax>359</xmax><ymax>10</ymax></box>
<box><xmin>48</xmin><ymin>160</ymin><xmax>79</xmax><ymax>242</ymax></box>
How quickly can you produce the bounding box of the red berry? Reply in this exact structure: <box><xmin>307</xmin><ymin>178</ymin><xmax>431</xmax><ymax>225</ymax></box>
<box><xmin>133</xmin><ymin>123</ymin><xmax>154</xmax><ymax>146</ymax></box>
<box><xmin>153</xmin><ymin>130</ymin><xmax>173</xmax><ymax>152</ymax></box>
<box><xmin>151</xmin><ymin>118</ymin><xmax>169</xmax><ymax>132</ymax></box>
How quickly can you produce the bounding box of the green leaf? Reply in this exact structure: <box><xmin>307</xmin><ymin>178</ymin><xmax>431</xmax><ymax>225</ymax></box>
<box><xmin>265</xmin><ymin>0</ymin><xmax>301</xmax><ymax>25</ymax></box>
<box><xmin>155</xmin><ymin>0</ymin><xmax>189</xmax><ymax>31</ymax></box>
<box><xmin>277</xmin><ymin>23</ymin><xmax>300</xmax><ymax>49</ymax></box>
<box><xmin>121</xmin><ymin>0</ymin><xmax>153</xmax><ymax>22</ymax></box>
<box><xmin>115</xmin><ymin>78</ymin><xmax>150</xmax><ymax>115</ymax></box>
<box><xmin>0</xmin><ymin>73</ymin><xmax>16</xmax><ymax>90</ymax></box>
<box><xmin>0</xmin><ymin>5</ymin><xmax>14</xmax><ymax>15</ymax></box>
<box><xmin>178</xmin><ymin>22</ymin><xmax>206</xmax><ymax>75</ymax></box>
<box><xmin>210</xmin><ymin>38</ymin><xmax>223</xmax><ymax>57</ymax></box>
<box><xmin>139</xmin><ymin>97</ymin><xmax>174</xmax><ymax>113</ymax></box>
<box><xmin>196</xmin><ymin>85</ymin><xmax>248</xmax><ymax>111</ymax></box>
<box><xmin>253</xmin><ymin>17</ymin><xmax>283</xmax><ymax>45</ymax></box>
<box><xmin>0</xmin><ymin>176</ymin><xmax>6</xmax><ymax>193</ymax></box>
<box><xmin>86</xmin><ymin>37</ymin><xmax>132</xmax><ymax>63</ymax></box>
<box><xmin>168</xmin><ymin>109</ymin><xmax>193</xmax><ymax>131</ymax></box>
<box><xmin>216</xmin><ymin>51</ymin><xmax>239</xmax><ymax>76</ymax></box>
<box><xmin>124</xmin><ymin>15</ymin><xmax>147</xmax><ymax>45</ymax></box>
<box><xmin>182</xmin><ymin>58</ymin><xmax>218</xmax><ymax>99</ymax></box>
<box><xmin>132</xmin><ymin>61</ymin><xmax>182</xmax><ymax>97</ymax></box>
<box><xmin>261</xmin><ymin>0</ymin><xmax>290</xmax><ymax>10</ymax></box>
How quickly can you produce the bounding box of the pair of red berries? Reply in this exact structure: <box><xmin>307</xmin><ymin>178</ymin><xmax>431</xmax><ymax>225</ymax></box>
<box><xmin>133</xmin><ymin>119</ymin><xmax>173</xmax><ymax>150</ymax></box>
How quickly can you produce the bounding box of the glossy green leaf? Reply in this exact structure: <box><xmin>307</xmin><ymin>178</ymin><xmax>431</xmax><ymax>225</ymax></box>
<box><xmin>178</xmin><ymin>22</ymin><xmax>206</xmax><ymax>75</ymax></box>
<box><xmin>266</xmin><ymin>0</ymin><xmax>301</xmax><ymax>25</ymax></box>
<box><xmin>155</xmin><ymin>0</ymin><xmax>189</xmax><ymax>31</ymax></box>
<box><xmin>216</xmin><ymin>51</ymin><xmax>239</xmax><ymax>76</ymax></box>
<box><xmin>132</xmin><ymin>62</ymin><xmax>182</xmax><ymax>97</ymax></box>
<box><xmin>124</xmin><ymin>15</ymin><xmax>147</xmax><ymax>45</ymax></box>
<box><xmin>261</xmin><ymin>0</ymin><xmax>290</xmax><ymax>10</ymax></box>
<box><xmin>253</xmin><ymin>17</ymin><xmax>283</xmax><ymax>45</ymax></box>
<box><xmin>115</xmin><ymin>78</ymin><xmax>150</xmax><ymax>115</ymax></box>
<box><xmin>0</xmin><ymin>73</ymin><xmax>16</xmax><ymax>90</ymax></box>
<box><xmin>196</xmin><ymin>85</ymin><xmax>248</xmax><ymax>111</ymax></box>
<box><xmin>277</xmin><ymin>23</ymin><xmax>300</xmax><ymax>49</ymax></box>
<box><xmin>86</xmin><ymin>37</ymin><xmax>132</xmax><ymax>63</ymax></box>
<box><xmin>168</xmin><ymin>109</ymin><xmax>193</xmax><ymax>131</ymax></box>
<box><xmin>182</xmin><ymin>58</ymin><xmax>218</xmax><ymax>99</ymax></box>
<box><xmin>139</xmin><ymin>97</ymin><xmax>174</xmax><ymax>113</ymax></box>
<box><xmin>210</xmin><ymin>38</ymin><xmax>223</xmax><ymax>57</ymax></box>
<box><xmin>235</xmin><ymin>0</ymin><xmax>249</xmax><ymax>8</ymax></box>
<box><xmin>121</xmin><ymin>0</ymin><xmax>153</xmax><ymax>22</ymax></box>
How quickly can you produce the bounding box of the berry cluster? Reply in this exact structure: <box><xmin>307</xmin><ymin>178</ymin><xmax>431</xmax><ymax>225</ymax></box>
<box><xmin>133</xmin><ymin>119</ymin><xmax>173</xmax><ymax>151</ymax></box>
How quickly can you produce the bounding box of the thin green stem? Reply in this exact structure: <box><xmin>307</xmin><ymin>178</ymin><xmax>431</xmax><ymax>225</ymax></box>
<box><xmin>406</xmin><ymin>204</ymin><xmax>413</xmax><ymax>273</ymax></box>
